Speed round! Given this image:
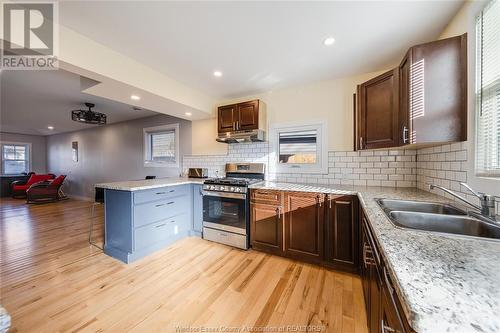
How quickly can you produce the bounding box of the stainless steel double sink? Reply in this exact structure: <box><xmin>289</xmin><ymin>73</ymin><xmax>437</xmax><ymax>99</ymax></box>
<box><xmin>376</xmin><ymin>199</ymin><xmax>500</xmax><ymax>240</ymax></box>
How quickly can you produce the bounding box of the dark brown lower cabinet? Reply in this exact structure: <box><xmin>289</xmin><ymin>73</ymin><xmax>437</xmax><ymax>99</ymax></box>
<box><xmin>250</xmin><ymin>189</ymin><xmax>359</xmax><ymax>272</ymax></box>
<box><xmin>324</xmin><ymin>195</ymin><xmax>359</xmax><ymax>272</ymax></box>
<box><xmin>283</xmin><ymin>192</ymin><xmax>324</xmax><ymax>263</ymax></box>
<box><xmin>250</xmin><ymin>203</ymin><xmax>283</xmax><ymax>256</ymax></box>
<box><xmin>361</xmin><ymin>208</ymin><xmax>412</xmax><ymax>333</ymax></box>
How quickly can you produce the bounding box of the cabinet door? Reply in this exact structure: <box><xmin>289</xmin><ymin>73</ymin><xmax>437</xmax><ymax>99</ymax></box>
<box><xmin>284</xmin><ymin>192</ymin><xmax>324</xmax><ymax>263</ymax></box>
<box><xmin>370</xmin><ymin>264</ymin><xmax>382</xmax><ymax>333</ymax></box>
<box><xmin>399</xmin><ymin>52</ymin><xmax>411</xmax><ymax>146</ymax></box>
<box><xmin>358</xmin><ymin>68</ymin><xmax>399</xmax><ymax>149</ymax></box>
<box><xmin>325</xmin><ymin>195</ymin><xmax>359</xmax><ymax>272</ymax></box>
<box><xmin>218</xmin><ymin>104</ymin><xmax>237</xmax><ymax>133</ymax></box>
<box><xmin>237</xmin><ymin>100</ymin><xmax>259</xmax><ymax>131</ymax></box>
<box><xmin>408</xmin><ymin>34</ymin><xmax>467</xmax><ymax>143</ymax></box>
<box><xmin>251</xmin><ymin>203</ymin><xmax>283</xmax><ymax>255</ymax></box>
<box><xmin>361</xmin><ymin>219</ymin><xmax>371</xmax><ymax>326</ymax></box>
<box><xmin>381</xmin><ymin>278</ymin><xmax>406</xmax><ymax>333</ymax></box>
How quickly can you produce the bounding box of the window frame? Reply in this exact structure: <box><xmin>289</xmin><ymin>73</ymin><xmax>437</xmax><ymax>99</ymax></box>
<box><xmin>143</xmin><ymin>124</ymin><xmax>180</xmax><ymax>168</ymax></box>
<box><xmin>0</xmin><ymin>141</ymin><xmax>32</xmax><ymax>175</ymax></box>
<box><xmin>269</xmin><ymin>121</ymin><xmax>328</xmax><ymax>174</ymax></box>
<box><xmin>475</xmin><ymin>0</ymin><xmax>500</xmax><ymax>177</ymax></box>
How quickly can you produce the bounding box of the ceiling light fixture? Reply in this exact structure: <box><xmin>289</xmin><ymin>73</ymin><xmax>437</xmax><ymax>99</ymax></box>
<box><xmin>323</xmin><ymin>37</ymin><xmax>335</xmax><ymax>46</ymax></box>
<box><xmin>213</xmin><ymin>71</ymin><xmax>222</xmax><ymax>77</ymax></box>
<box><xmin>130</xmin><ymin>95</ymin><xmax>141</xmax><ymax>100</ymax></box>
<box><xmin>47</xmin><ymin>126</ymin><xmax>54</xmax><ymax>130</ymax></box>
<box><xmin>71</xmin><ymin>103</ymin><xmax>107</xmax><ymax>125</ymax></box>
<box><xmin>185</xmin><ymin>112</ymin><xmax>192</xmax><ymax>116</ymax></box>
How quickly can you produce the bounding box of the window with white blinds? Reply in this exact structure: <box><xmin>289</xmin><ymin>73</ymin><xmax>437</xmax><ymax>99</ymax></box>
<box><xmin>143</xmin><ymin>124</ymin><xmax>179</xmax><ymax>167</ymax></box>
<box><xmin>476</xmin><ymin>0</ymin><xmax>500</xmax><ymax>176</ymax></box>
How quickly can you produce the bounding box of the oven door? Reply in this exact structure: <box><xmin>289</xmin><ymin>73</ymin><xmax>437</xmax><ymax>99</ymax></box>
<box><xmin>202</xmin><ymin>191</ymin><xmax>247</xmax><ymax>235</ymax></box>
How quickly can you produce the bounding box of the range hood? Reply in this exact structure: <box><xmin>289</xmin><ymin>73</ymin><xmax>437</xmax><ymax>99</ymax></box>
<box><xmin>216</xmin><ymin>129</ymin><xmax>265</xmax><ymax>144</ymax></box>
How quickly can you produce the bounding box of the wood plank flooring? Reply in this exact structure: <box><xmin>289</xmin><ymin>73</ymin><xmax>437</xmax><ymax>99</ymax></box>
<box><xmin>0</xmin><ymin>197</ymin><xmax>368</xmax><ymax>333</ymax></box>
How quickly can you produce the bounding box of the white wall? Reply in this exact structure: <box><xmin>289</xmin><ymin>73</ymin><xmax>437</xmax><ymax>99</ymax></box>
<box><xmin>191</xmin><ymin>70</ymin><xmax>386</xmax><ymax>155</ymax></box>
<box><xmin>436</xmin><ymin>0</ymin><xmax>500</xmax><ymax>197</ymax></box>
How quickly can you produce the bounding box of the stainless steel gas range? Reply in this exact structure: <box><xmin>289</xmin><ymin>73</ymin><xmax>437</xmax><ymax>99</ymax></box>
<box><xmin>202</xmin><ymin>163</ymin><xmax>265</xmax><ymax>249</ymax></box>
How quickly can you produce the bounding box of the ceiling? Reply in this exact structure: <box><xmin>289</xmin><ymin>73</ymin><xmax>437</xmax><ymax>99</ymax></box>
<box><xmin>59</xmin><ymin>1</ymin><xmax>464</xmax><ymax>99</ymax></box>
<box><xmin>0</xmin><ymin>69</ymin><xmax>158</xmax><ymax>136</ymax></box>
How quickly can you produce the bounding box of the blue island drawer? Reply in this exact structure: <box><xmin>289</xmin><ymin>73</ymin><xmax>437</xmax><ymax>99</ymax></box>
<box><xmin>133</xmin><ymin>185</ymin><xmax>189</xmax><ymax>205</ymax></box>
<box><xmin>134</xmin><ymin>196</ymin><xmax>189</xmax><ymax>228</ymax></box>
<box><xmin>134</xmin><ymin>214</ymin><xmax>189</xmax><ymax>250</ymax></box>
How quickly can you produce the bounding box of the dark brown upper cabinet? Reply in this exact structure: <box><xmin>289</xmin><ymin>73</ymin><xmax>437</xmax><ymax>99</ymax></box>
<box><xmin>399</xmin><ymin>34</ymin><xmax>468</xmax><ymax>145</ymax></box>
<box><xmin>217</xmin><ymin>100</ymin><xmax>266</xmax><ymax>133</ymax></box>
<box><xmin>283</xmin><ymin>192</ymin><xmax>324</xmax><ymax>264</ymax></box>
<box><xmin>357</xmin><ymin>68</ymin><xmax>400</xmax><ymax>150</ymax></box>
<box><xmin>356</xmin><ymin>33</ymin><xmax>467</xmax><ymax>150</ymax></box>
<box><xmin>217</xmin><ymin>104</ymin><xmax>238</xmax><ymax>133</ymax></box>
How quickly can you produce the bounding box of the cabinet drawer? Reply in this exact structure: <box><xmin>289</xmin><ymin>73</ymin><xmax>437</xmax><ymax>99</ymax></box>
<box><xmin>134</xmin><ymin>196</ymin><xmax>189</xmax><ymax>228</ymax></box>
<box><xmin>250</xmin><ymin>189</ymin><xmax>282</xmax><ymax>205</ymax></box>
<box><xmin>133</xmin><ymin>185</ymin><xmax>189</xmax><ymax>205</ymax></box>
<box><xmin>134</xmin><ymin>214</ymin><xmax>189</xmax><ymax>250</ymax></box>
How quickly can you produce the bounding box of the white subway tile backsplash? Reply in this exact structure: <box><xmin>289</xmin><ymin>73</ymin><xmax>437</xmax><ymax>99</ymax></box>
<box><xmin>183</xmin><ymin>143</ymin><xmax>418</xmax><ymax>188</ymax></box>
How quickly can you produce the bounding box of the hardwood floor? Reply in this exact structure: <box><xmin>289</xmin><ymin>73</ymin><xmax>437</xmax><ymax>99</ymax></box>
<box><xmin>0</xmin><ymin>197</ymin><xmax>368</xmax><ymax>333</ymax></box>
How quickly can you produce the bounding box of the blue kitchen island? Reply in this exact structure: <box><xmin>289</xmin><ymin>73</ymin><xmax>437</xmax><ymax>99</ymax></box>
<box><xmin>96</xmin><ymin>177</ymin><xmax>204</xmax><ymax>263</ymax></box>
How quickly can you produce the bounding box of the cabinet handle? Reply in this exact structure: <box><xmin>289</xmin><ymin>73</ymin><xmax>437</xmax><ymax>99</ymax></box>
<box><xmin>169</xmin><ymin>189</ymin><xmax>175</xmax><ymax>193</ymax></box>
<box><xmin>155</xmin><ymin>203</ymin><xmax>165</xmax><ymax>207</ymax></box>
<box><xmin>156</xmin><ymin>192</ymin><xmax>166</xmax><ymax>195</ymax></box>
<box><xmin>236</xmin><ymin>120</ymin><xmax>240</xmax><ymax>130</ymax></box>
<box><xmin>383</xmin><ymin>267</ymin><xmax>394</xmax><ymax>296</ymax></box>
<box><xmin>276</xmin><ymin>206</ymin><xmax>281</xmax><ymax>218</ymax></box>
<box><xmin>167</xmin><ymin>201</ymin><xmax>174</xmax><ymax>205</ymax></box>
<box><xmin>381</xmin><ymin>319</ymin><xmax>396</xmax><ymax>333</ymax></box>
<box><xmin>317</xmin><ymin>195</ymin><xmax>322</xmax><ymax>207</ymax></box>
<box><xmin>155</xmin><ymin>223</ymin><xmax>167</xmax><ymax>228</ymax></box>
<box><xmin>402</xmin><ymin>126</ymin><xmax>409</xmax><ymax>144</ymax></box>
<box><xmin>328</xmin><ymin>195</ymin><xmax>332</xmax><ymax>209</ymax></box>
<box><xmin>359</xmin><ymin>137</ymin><xmax>364</xmax><ymax>149</ymax></box>
<box><xmin>233</xmin><ymin>122</ymin><xmax>236</xmax><ymax>131</ymax></box>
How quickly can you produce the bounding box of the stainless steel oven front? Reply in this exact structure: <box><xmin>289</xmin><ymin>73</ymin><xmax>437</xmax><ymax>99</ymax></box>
<box><xmin>202</xmin><ymin>190</ymin><xmax>249</xmax><ymax>249</ymax></box>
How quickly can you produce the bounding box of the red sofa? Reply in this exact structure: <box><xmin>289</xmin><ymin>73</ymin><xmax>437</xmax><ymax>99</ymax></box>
<box><xmin>11</xmin><ymin>173</ymin><xmax>56</xmax><ymax>198</ymax></box>
<box><xmin>26</xmin><ymin>175</ymin><xmax>67</xmax><ymax>204</ymax></box>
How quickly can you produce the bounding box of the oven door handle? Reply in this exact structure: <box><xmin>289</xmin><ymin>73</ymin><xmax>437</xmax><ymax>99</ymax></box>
<box><xmin>201</xmin><ymin>190</ymin><xmax>246</xmax><ymax>200</ymax></box>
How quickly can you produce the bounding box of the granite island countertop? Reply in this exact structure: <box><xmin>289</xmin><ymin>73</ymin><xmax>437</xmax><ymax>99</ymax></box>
<box><xmin>249</xmin><ymin>181</ymin><xmax>500</xmax><ymax>333</ymax></box>
<box><xmin>95</xmin><ymin>177</ymin><xmax>204</xmax><ymax>191</ymax></box>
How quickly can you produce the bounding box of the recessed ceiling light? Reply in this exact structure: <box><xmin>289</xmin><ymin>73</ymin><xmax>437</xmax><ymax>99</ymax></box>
<box><xmin>47</xmin><ymin>126</ymin><xmax>54</xmax><ymax>130</ymax></box>
<box><xmin>130</xmin><ymin>95</ymin><xmax>141</xmax><ymax>100</ymax></box>
<box><xmin>323</xmin><ymin>37</ymin><xmax>335</xmax><ymax>46</ymax></box>
<box><xmin>185</xmin><ymin>112</ymin><xmax>192</xmax><ymax>116</ymax></box>
<box><xmin>213</xmin><ymin>71</ymin><xmax>222</xmax><ymax>77</ymax></box>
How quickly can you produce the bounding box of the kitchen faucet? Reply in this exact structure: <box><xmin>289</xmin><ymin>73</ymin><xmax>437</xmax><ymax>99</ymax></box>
<box><xmin>429</xmin><ymin>183</ymin><xmax>497</xmax><ymax>219</ymax></box>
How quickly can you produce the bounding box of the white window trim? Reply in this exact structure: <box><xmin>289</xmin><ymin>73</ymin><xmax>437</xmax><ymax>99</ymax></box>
<box><xmin>143</xmin><ymin>123</ymin><xmax>180</xmax><ymax>168</ymax></box>
<box><xmin>474</xmin><ymin>0</ymin><xmax>500</xmax><ymax>177</ymax></box>
<box><xmin>269</xmin><ymin>120</ymin><xmax>328</xmax><ymax>174</ymax></box>
<box><xmin>0</xmin><ymin>141</ymin><xmax>32</xmax><ymax>175</ymax></box>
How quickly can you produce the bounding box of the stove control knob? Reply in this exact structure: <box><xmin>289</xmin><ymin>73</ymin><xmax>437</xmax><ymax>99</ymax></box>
<box><xmin>210</xmin><ymin>185</ymin><xmax>215</xmax><ymax>190</ymax></box>
<box><xmin>219</xmin><ymin>186</ymin><xmax>225</xmax><ymax>191</ymax></box>
<box><xmin>230</xmin><ymin>187</ymin><xmax>235</xmax><ymax>192</ymax></box>
<box><xmin>235</xmin><ymin>187</ymin><xmax>241</xmax><ymax>192</ymax></box>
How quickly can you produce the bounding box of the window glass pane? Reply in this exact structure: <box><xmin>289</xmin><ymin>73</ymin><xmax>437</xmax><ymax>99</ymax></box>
<box><xmin>279</xmin><ymin>130</ymin><xmax>317</xmax><ymax>164</ymax></box>
<box><xmin>3</xmin><ymin>145</ymin><xmax>15</xmax><ymax>159</ymax></box>
<box><xmin>150</xmin><ymin>130</ymin><xmax>176</xmax><ymax>162</ymax></box>
<box><xmin>14</xmin><ymin>146</ymin><xmax>26</xmax><ymax>159</ymax></box>
<box><xmin>3</xmin><ymin>160</ymin><xmax>26</xmax><ymax>174</ymax></box>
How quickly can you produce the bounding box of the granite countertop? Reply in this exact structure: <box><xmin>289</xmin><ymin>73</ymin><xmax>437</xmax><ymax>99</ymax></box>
<box><xmin>249</xmin><ymin>181</ymin><xmax>500</xmax><ymax>333</ymax></box>
<box><xmin>95</xmin><ymin>177</ymin><xmax>205</xmax><ymax>191</ymax></box>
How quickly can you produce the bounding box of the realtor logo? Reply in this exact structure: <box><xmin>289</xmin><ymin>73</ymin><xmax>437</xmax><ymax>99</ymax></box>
<box><xmin>1</xmin><ymin>2</ymin><xmax>58</xmax><ymax>70</ymax></box>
